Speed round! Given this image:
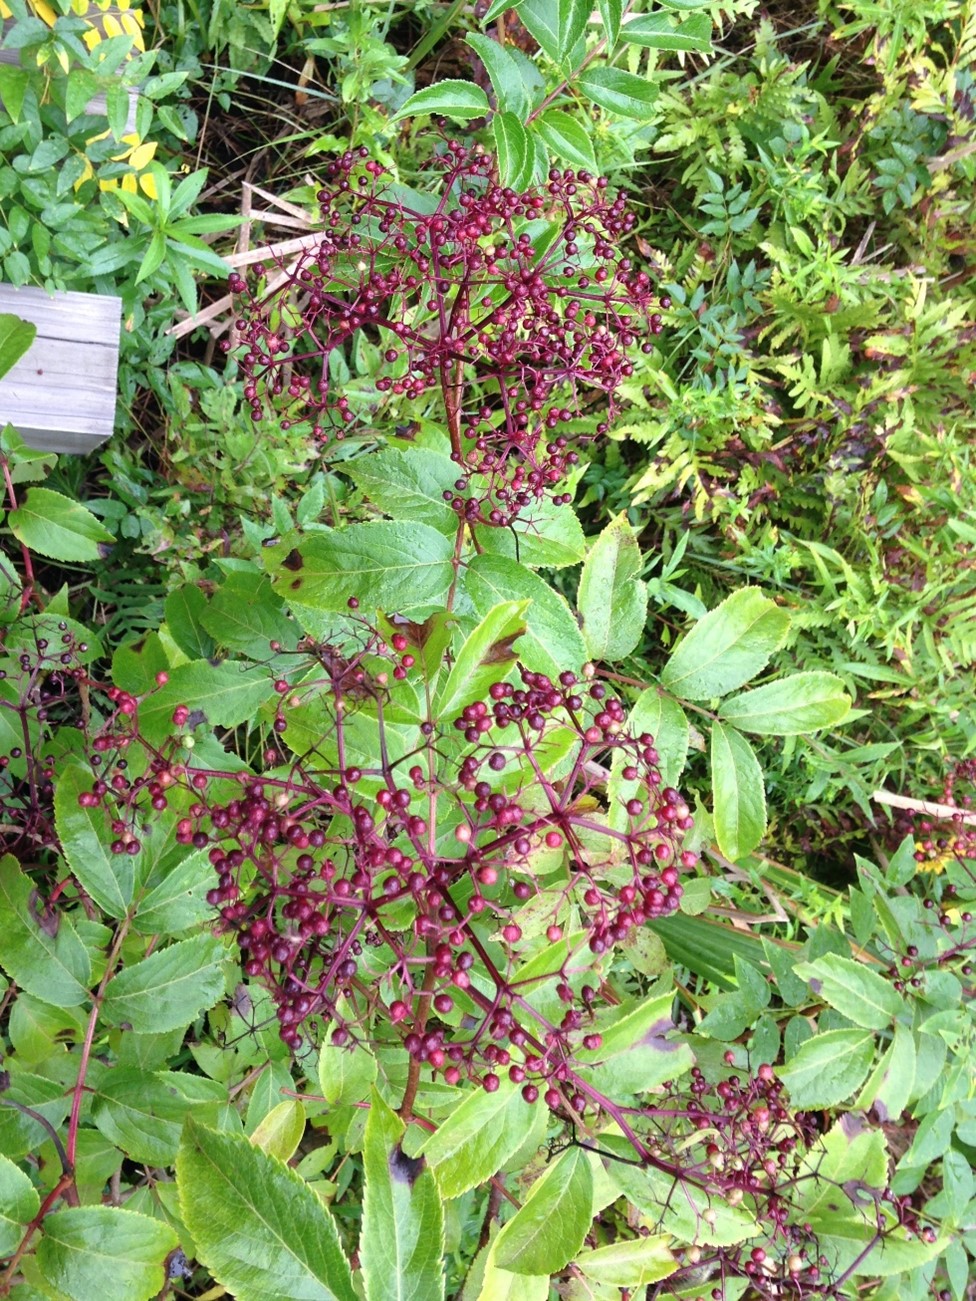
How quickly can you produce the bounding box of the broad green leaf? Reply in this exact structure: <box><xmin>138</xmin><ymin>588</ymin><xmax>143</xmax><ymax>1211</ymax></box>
<box><xmin>177</xmin><ymin>1118</ymin><xmax>357</xmax><ymax>1301</ymax></box>
<box><xmin>280</xmin><ymin>523</ymin><xmax>454</xmax><ymax>615</ymax></box>
<box><xmin>201</xmin><ymin>570</ymin><xmax>298</xmax><ymax>658</ymax></box>
<box><xmin>112</xmin><ymin>632</ymin><xmax>170</xmax><ymax>696</ymax></box>
<box><xmin>578</xmin><ymin>67</ymin><xmax>659</xmax><ymax>118</ymax></box>
<box><xmin>250</xmin><ymin>1100</ymin><xmax>306</xmax><ymax>1163</ymax></box>
<box><xmin>416</xmin><ymin>1080</ymin><xmax>541</xmax><ymax>1198</ymax></box>
<box><xmin>614</xmin><ymin>688</ymin><xmax>689</xmax><ymax>788</ymax></box>
<box><xmin>92</xmin><ymin>1068</ymin><xmax>226</xmax><ymax>1165</ymax></box>
<box><xmin>474</xmin><ymin>497</ymin><xmax>586</xmax><ymax>569</ymax></box>
<box><xmin>393</xmin><ymin>81</ymin><xmax>490</xmax><ymax>122</ymax></box>
<box><xmin>132</xmin><ymin>848</ymin><xmax>214</xmax><ymax>936</ymax></box>
<box><xmin>534</xmin><ymin>110</ymin><xmax>597</xmax><ymax>170</ymax></box>
<box><xmin>465</xmin><ymin>554</ymin><xmax>586</xmax><ymax>677</ymax></box>
<box><xmin>136</xmin><ymin>658</ymin><xmax>276</xmax><ymax>745</ymax></box>
<box><xmin>596</xmin><ymin>0</ymin><xmax>623</xmax><ymax>47</ymax></box>
<box><xmin>36</xmin><ymin>1207</ymin><xmax>177</xmax><ymax>1301</ymax></box>
<box><xmin>718</xmin><ymin>672</ymin><xmax>851</xmax><ymax>735</ymax></box>
<box><xmin>493</xmin><ymin>112</ymin><xmax>534</xmax><ymax>190</ymax></box>
<box><xmin>318</xmin><ymin>1038</ymin><xmax>378</xmax><ymax>1107</ymax></box>
<box><xmin>856</xmin><ymin>1024</ymin><xmax>915</xmax><ymax>1123</ymax></box>
<box><xmin>0</xmin><ymin>314</ymin><xmax>36</xmax><ymax>381</ymax></box>
<box><xmin>575</xmin><ymin>991</ymin><xmax>693</xmax><ymax>1094</ymax></box>
<box><xmin>362</xmin><ymin>1091</ymin><xmax>445</xmax><ymax>1301</ymax></box>
<box><xmin>0</xmin><ymin>1072</ymin><xmax>72</xmax><ymax>1161</ymax></box>
<box><xmin>710</xmin><ymin>722</ymin><xmax>765</xmax><ymax>861</ymax></box>
<box><xmin>516</xmin><ymin>0</ymin><xmax>590</xmax><ymax>64</ymax></box>
<box><xmin>621</xmin><ymin>11</ymin><xmax>712</xmax><ymax>51</ymax></box>
<box><xmin>164</xmin><ymin>584</ymin><xmax>215</xmax><ymax>659</ymax></box>
<box><xmin>102</xmin><ymin>934</ymin><xmax>226</xmax><ymax>1033</ymax></box>
<box><xmin>661</xmin><ymin>588</ymin><xmax>789</xmax><ymax>700</ymax></box>
<box><xmin>577</xmin><ymin>515</ymin><xmax>647</xmax><ymax>661</ymax></box>
<box><xmin>793</xmin><ymin>953</ymin><xmax>904</xmax><ymax>1030</ymax></box>
<box><xmin>779</xmin><ymin>1029</ymin><xmax>875</xmax><ymax>1107</ymax></box>
<box><xmin>55</xmin><ymin>762</ymin><xmax>135</xmax><ymax>919</ymax></box>
<box><xmin>8</xmin><ymin>995</ymin><xmax>86</xmax><ymax>1064</ymax></box>
<box><xmin>0</xmin><ymin>855</ymin><xmax>91</xmax><ymax>1007</ymax></box>
<box><xmin>494</xmin><ymin>1147</ymin><xmax>592</xmax><ymax>1275</ymax></box>
<box><xmin>0</xmin><ymin>1154</ymin><xmax>40</xmax><ymax>1256</ymax></box>
<box><xmin>576</xmin><ymin>1235</ymin><xmax>676</xmax><ymax>1287</ymax></box>
<box><xmin>8</xmin><ymin>488</ymin><xmax>114</xmax><ymax>563</ymax></box>
<box><xmin>466</xmin><ymin>33</ymin><xmax>530</xmax><ymax>118</ymax></box>
<box><xmin>435</xmin><ymin>601</ymin><xmax>527</xmax><ymax>720</ymax></box>
<box><xmin>345</xmin><ymin>448</ymin><xmax>459</xmax><ymax>535</ymax></box>
<box><xmin>0</xmin><ymin>66</ymin><xmax>29</xmax><ymax>124</ymax></box>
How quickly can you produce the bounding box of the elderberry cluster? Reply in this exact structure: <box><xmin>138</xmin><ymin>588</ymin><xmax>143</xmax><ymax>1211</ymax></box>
<box><xmin>121</xmin><ymin>623</ymin><xmax>697</xmax><ymax>1092</ymax></box>
<box><xmin>228</xmin><ymin>143</ymin><xmax>665</xmax><ymax>526</ymax></box>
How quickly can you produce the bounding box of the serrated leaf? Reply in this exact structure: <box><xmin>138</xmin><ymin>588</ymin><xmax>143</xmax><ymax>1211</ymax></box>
<box><xmin>136</xmin><ymin>658</ymin><xmax>276</xmax><ymax>745</ymax></box>
<box><xmin>8</xmin><ymin>489</ymin><xmax>114</xmax><ymax>563</ymax></box>
<box><xmin>132</xmin><ymin>848</ymin><xmax>213</xmax><ymax>936</ymax></box>
<box><xmin>494</xmin><ymin>1147</ymin><xmax>592</xmax><ymax>1275</ymax></box>
<box><xmin>417</xmin><ymin>1081</ymin><xmax>541</xmax><ymax>1198</ymax></box>
<box><xmin>577</xmin><ymin>515</ymin><xmax>647</xmax><ymax>660</ymax></box>
<box><xmin>621</xmin><ymin>11</ymin><xmax>712</xmax><ymax>51</ymax></box>
<box><xmin>92</xmin><ymin>1068</ymin><xmax>226</xmax><ymax>1165</ymax></box>
<box><xmin>615</xmin><ymin>688</ymin><xmax>689</xmax><ymax>788</ymax></box>
<box><xmin>393</xmin><ymin>81</ymin><xmax>490</xmax><ymax>122</ymax></box>
<box><xmin>710</xmin><ymin>722</ymin><xmax>765</xmax><ymax>861</ymax></box>
<box><xmin>55</xmin><ymin>763</ymin><xmax>136</xmax><ymax>919</ymax></box>
<box><xmin>280</xmin><ymin>523</ymin><xmax>455</xmax><ymax>615</ymax></box>
<box><xmin>466</xmin><ymin>33</ymin><xmax>530</xmax><ymax>118</ymax></box>
<box><xmin>596</xmin><ymin>0</ymin><xmax>623</xmax><ymax>47</ymax></box>
<box><xmin>318</xmin><ymin>1038</ymin><xmax>378</xmax><ymax>1107</ymax></box>
<box><xmin>662</xmin><ymin>588</ymin><xmax>789</xmax><ymax>700</ymax></box>
<box><xmin>36</xmin><ymin>1207</ymin><xmax>177</xmax><ymax>1301</ymax></box>
<box><xmin>534</xmin><ymin>110</ymin><xmax>596</xmax><ymax>170</ymax></box>
<box><xmin>362</xmin><ymin>1091</ymin><xmax>445</xmax><ymax>1301</ymax></box>
<box><xmin>250</xmin><ymin>1100</ymin><xmax>306</xmax><ymax>1163</ymax></box>
<box><xmin>793</xmin><ymin>953</ymin><xmax>904</xmax><ymax>1029</ymax></box>
<box><xmin>0</xmin><ymin>855</ymin><xmax>91</xmax><ymax>1007</ymax></box>
<box><xmin>857</xmin><ymin>1024</ymin><xmax>915</xmax><ymax>1123</ymax></box>
<box><xmin>576</xmin><ymin>1234</ymin><xmax>676</xmax><ymax>1287</ymax></box>
<box><xmin>177</xmin><ymin>1119</ymin><xmax>357</xmax><ymax>1301</ymax></box>
<box><xmin>0</xmin><ymin>1154</ymin><xmax>40</xmax><ymax>1256</ymax></box>
<box><xmin>464</xmin><ymin>554</ymin><xmax>586</xmax><ymax>677</ymax></box>
<box><xmin>474</xmin><ymin>498</ymin><xmax>585</xmax><ymax>569</ymax></box>
<box><xmin>516</xmin><ymin>0</ymin><xmax>590</xmax><ymax>64</ymax></box>
<box><xmin>345</xmin><ymin>448</ymin><xmax>459</xmax><ymax>535</ymax></box>
<box><xmin>718</xmin><ymin>672</ymin><xmax>851</xmax><ymax>735</ymax></box>
<box><xmin>779</xmin><ymin>1029</ymin><xmax>875</xmax><ymax>1107</ymax></box>
<box><xmin>435</xmin><ymin>601</ymin><xmax>527</xmax><ymax>719</ymax></box>
<box><xmin>164</xmin><ymin>584</ymin><xmax>214</xmax><ymax>659</ymax></box>
<box><xmin>493</xmin><ymin>112</ymin><xmax>534</xmax><ymax>189</ymax></box>
<box><xmin>102</xmin><ymin>934</ymin><xmax>226</xmax><ymax>1033</ymax></box>
<box><xmin>0</xmin><ymin>313</ymin><xmax>36</xmax><ymax>381</ymax></box>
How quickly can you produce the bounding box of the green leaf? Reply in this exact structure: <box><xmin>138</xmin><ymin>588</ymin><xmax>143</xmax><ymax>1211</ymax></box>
<box><xmin>534</xmin><ymin>110</ymin><xmax>597</xmax><ymax>170</ymax></box>
<box><xmin>435</xmin><ymin>601</ymin><xmax>527</xmax><ymax>720</ymax></box>
<box><xmin>576</xmin><ymin>1235</ymin><xmax>676</xmax><ymax>1288</ymax></box>
<box><xmin>516</xmin><ymin>0</ymin><xmax>590</xmax><ymax>64</ymax></box>
<box><xmin>345</xmin><ymin>448</ymin><xmax>459</xmax><ymax>535</ymax></box>
<box><xmin>494</xmin><ymin>1147</ymin><xmax>592</xmax><ymax>1275</ymax></box>
<box><xmin>0</xmin><ymin>66</ymin><xmax>30</xmax><ymax>124</ymax></box>
<box><xmin>132</xmin><ymin>847</ymin><xmax>214</xmax><ymax>936</ymax></box>
<box><xmin>92</xmin><ymin>1068</ymin><xmax>226</xmax><ymax>1166</ymax></box>
<box><xmin>466</xmin><ymin>34</ymin><xmax>530</xmax><ymax>118</ymax></box>
<box><xmin>710</xmin><ymin>722</ymin><xmax>766</xmax><ymax>861</ymax></box>
<box><xmin>201</xmin><ymin>569</ymin><xmax>298</xmax><ymax>658</ymax></box>
<box><xmin>0</xmin><ymin>314</ymin><xmax>36</xmax><ymax>382</ymax></box>
<box><xmin>662</xmin><ymin>588</ymin><xmax>790</xmax><ymax>700</ymax></box>
<box><xmin>136</xmin><ymin>659</ymin><xmax>276</xmax><ymax>745</ymax></box>
<box><xmin>164</xmin><ymin>584</ymin><xmax>214</xmax><ymax>659</ymax></box>
<box><xmin>779</xmin><ymin>1029</ymin><xmax>876</xmax><ymax>1107</ymax></box>
<box><xmin>577</xmin><ymin>515</ymin><xmax>647</xmax><ymax>660</ymax></box>
<box><xmin>54</xmin><ymin>763</ymin><xmax>136</xmax><ymax>919</ymax></box>
<box><xmin>8</xmin><ymin>489</ymin><xmax>115</xmax><ymax>563</ymax></box>
<box><xmin>102</xmin><ymin>934</ymin><xmax>226</xmax><ymax>1033</ymax></box>
<box><xmin>250</xmin><ymin>1100</ymin><xmax>306</xmax><ymax>1164</ymax></box>
<box><xmin>279</xmin><ymin>523</ymin><xmax>455</xmax><ymax>615</ymax></box>
<box><xmin>177</xmin><ymin>1118</ymin><xmax>358</xmax><ymax>1301</ymax></box>
<box><xmin>474</xmin><ymin>498</ymin><xmax>586</xmax><ymax>569</ymax></box>
<box><xmin>614</xmin><ymin>688</ymin><xmax>689</xmax><ymax>787</ymax></box>
<box><xmin>416</xmin><ymin>1080</ymin><xmax>542</xmax><ymax>1198</ymax></box>
<box><xmin>718</xmin><ymin>672</ymin><xmax>851</xmax><ymax>735</ymax></box>
<box><xmin>318</xmin><ymin>1038</ymin><xmax>378</xmax><ymax>1107</ymax></box>
<box><xmin>596</xmin><ymin>0</ymin><xmax>623</xmax><ymax>48</ymax></box>
<box><xmin>793</xmin><ymin>953</ymin><xmax>904</xmax><ymax>1030</ymax></box>
<box><xmin>464</xmin><ymin>554</ymin><xmax>586</xmax><ymax>677</ymax></box>
<box><xmin>393</xmin><ymin>81</ymin><xmax>490</xmax><ymax>122</ymax></box>
<box><xmin>362</xmin><ymin>1091</ymin><xmax>445</xmax><ymax>1301</ymax></box>
<box><xmin>36</xmin><ymin>1207</ymin><xmax>177</xmax><ymax>1301</ymax></box>
<box><xmin>621</xmin><ymin>11</ymin><xmax>712</xmax><ymax>51</ymax></box>
<box><xmin>0</xmin><ymin>856</ymin><xmax>91</xmax><ymax>1007</ymax></box>
<box><xmin>493</xmin><ymin>112</ymin><xmax>533</xmax><ymax>190</ymax></box>
<box><xmin>0</xmin><ymin>1154</ymin><xmax>40</xmax><ymax>1257</ymax></box>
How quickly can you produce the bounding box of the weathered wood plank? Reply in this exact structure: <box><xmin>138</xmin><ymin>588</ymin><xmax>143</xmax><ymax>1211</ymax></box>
<box><xmin>0</xmin><ymin>285</ymin><xmax>121</xmax><ymax>453</ymax></box>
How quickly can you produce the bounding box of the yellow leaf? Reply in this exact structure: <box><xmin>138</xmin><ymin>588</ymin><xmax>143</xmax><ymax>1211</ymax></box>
<box><xmin>32</xmin><ymin>0</ymin><xmax>59</xmax><ymax>25</ymax></box>
<box><xmin>139</xmin><ymin>170</ymin><xmax>158</xmax><ymax>200</ymax></box>
<box><xmin>128</xmin><ymin>140</ymin><xmax>157</xmax><ymax>170</ymax></box>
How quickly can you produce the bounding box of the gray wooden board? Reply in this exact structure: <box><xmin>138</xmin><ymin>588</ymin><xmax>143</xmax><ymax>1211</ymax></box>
<box><xmin>0</xmin><ymin>284</ymin><xmax>122</xmax><ymax>453</ymax></box>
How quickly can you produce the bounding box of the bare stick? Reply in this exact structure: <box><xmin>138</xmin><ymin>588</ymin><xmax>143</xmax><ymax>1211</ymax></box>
<box><xmin>872</xmin><ymin>789</ymin><xmax>976</xmax><ymax>826</ymax></box>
